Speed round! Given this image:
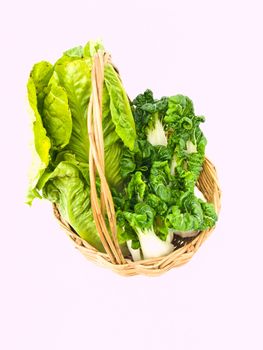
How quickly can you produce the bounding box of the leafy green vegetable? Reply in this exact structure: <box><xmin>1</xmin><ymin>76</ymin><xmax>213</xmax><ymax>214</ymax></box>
<box><xmin>165</xmin><ymin>95</ymin><xmax>207</xmax><ymax>190</ymax></box>
<box><xmin>26</xmin><ymin>77</ymin><xmax>51</xmax><ymax>204</ymax></box>
<box><xmin>63</xmin><ymin>45</ymin><xmax>84</xmax><ymax>58</ymax></box>
<box><xmin>29</xmin><ymin>61</ymin><xmax>54</xmax><ymax>111</ymax></box>
<box><xmin>119</xmin><ymin>148</ymin><xmax>136</xmax><ymax>179</ymax></box>
<box><xmin>149</xmin><ymin>161</ymin><xmax>172</xmax><ymax>203</ymax></box>
<box><xmin>27</xmin><ymin>41</ymin><xmax>217</xmax><ymax>261</ymax></box>
<box><xmin>200</xmin><ymin>201</ymin><xmax>218</xmax><ymax>230</ymax></box>
<box><xmin>123</xmin><ymin>203</ymin><xmax>174</xmax><ymax>260</ymax></box>
<box><xmin>83</xmin><ymin>40</ymin><xmax>104</xmax><ymax>59</ymax></box>
<box><xmin>127</xmin><ymin>172</ymin><xmax>147</xmax><ymax>202</ymax></box>
<box><xmin>54</xmin><ymin>58</ymin><xmax>91</xmax><ymax>163</ymax></box>
<box><xmin>104</xmin><ymin>64</ymin><xmax>136</xmax><ymax>151</ymax></box>
<box><xmin>116</xmin><ymin>89</ymin><xmax>217</xmax><ymax>259</ymax></box>
<box><xmin>102</xmin><ymin>84</ymin><xmax>126</xmax><ymax>189</ymax></box>
<box><xmin>42</xmin><ymin>161</ymin><xmax>104</xmax><ymax>251</ymax></box>
<box><xmin>145</xmin><ymin>194</ymin><xmax>167</xmax><ymax>215</ymax></box>
<box><xmin>166</xmin><ymin>194</ymin><xmax>204</xmax><ymax>232</ymax></box>
<box><xmin>42</xmin><ymin>79</ymin><xmax>72</xmax><ymax>149</ymax></box>
<box><xmin>27</xmin><ymin>40</ymin><xmax>137</xmax><ymax>253</ymax></box>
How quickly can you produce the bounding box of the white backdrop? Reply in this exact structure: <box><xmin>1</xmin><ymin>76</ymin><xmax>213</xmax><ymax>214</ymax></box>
<box><xmin>1</xmin><ymin>0</ymin><xmax>263</xmax><ymax>349</ymax></box>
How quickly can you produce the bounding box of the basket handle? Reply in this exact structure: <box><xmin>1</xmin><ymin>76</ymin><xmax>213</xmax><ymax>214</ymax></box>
<box><xmin>87</xmin><ymin>51</ymin><xmax>126</xmax><ymax>265</ymax></box>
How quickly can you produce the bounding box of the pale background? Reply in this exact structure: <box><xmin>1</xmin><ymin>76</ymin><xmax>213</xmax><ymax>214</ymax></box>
<box><xmin>1</xmin><ymin>0</ymin><xmax>262</xmax><ymax>349</ymax></box>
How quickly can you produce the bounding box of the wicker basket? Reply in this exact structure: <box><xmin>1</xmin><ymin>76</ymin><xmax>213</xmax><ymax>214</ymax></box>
<box><xmin>53</xmin><ymin>51</ymin><xmax>221</xmax><ymax>277</ymax></box>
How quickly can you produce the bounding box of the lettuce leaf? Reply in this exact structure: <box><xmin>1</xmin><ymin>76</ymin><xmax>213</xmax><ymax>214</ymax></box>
<box><xmin>83</xmin><ymin>40</ymin><xmax>104</xmax><ymax>59</ymax></box>
<box><xmin>42</xmin><ymin>77</ymin><xmax>72</xmax><ymax>149</ymax></box>
<box><xmin>104</xmin><ymin>64</ymin><xmax>136</xmax><ymax>151</ymax></box>
<box><xmin>42</xmin><ymin>161</ymin><xmax>104</xmax><ymax>251</ymax></box>
<box><xmin>102</xmin><ymin>85</ymin><xmax>124</xmax><ymax>189</ymax></box>
<box><xmin>26</xmin><ymin>77</ymin><xmax>51</xmax><ymax>204</ymax></box>
<box><xmin>29</xmin><ymin>61</ymin><xmax>54</xmax><ymax>111</ymax></box>
<box><xmin>54</xmin><ymin>59</ymin><xmax>91</xmax><ymax>163</ymax></box>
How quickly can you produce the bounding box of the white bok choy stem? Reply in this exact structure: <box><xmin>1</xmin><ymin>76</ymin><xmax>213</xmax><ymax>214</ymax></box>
<box><xmin>147</xmin><ymin>117</ymin><xmax>167</xmax><ymax>146</ymax></box>
<box><xmin>137</xmin><ymin>229</ymin><xmax>174</xmax><ymax>260</ymax></box>
<box><xmin>127</xmin><ymin>240</ymin><xmax>142</xmax><ymax>261</ymax></box>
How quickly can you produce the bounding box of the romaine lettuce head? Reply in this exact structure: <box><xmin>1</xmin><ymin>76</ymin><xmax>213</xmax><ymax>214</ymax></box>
<box><xmin>27</xmin><ymin>40</ymin><xmax>137</xmax><ymax>252</ymax></box>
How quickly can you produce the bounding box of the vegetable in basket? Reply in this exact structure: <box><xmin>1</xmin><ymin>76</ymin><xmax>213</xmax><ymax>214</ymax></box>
<box><xmin>27</xmin><ymin>40</ymin><xmax>217</xmax><ymax>261</ymax></box>
<box><xmin>115</xmin><ymin>90</ymin><xmax>217</xmax><ymax>260</ymax></box>
<box><xmin>27</xmin><ymin>41</ymin><xmax>136</xmax><ymax>251</ymax></box>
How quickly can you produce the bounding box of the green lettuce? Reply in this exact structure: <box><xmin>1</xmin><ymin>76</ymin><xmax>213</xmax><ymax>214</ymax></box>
<box><xmin>42</xmin><ymin>161</ymin><xmax>103</xmax><ymax>251</ymax></box>
<box><xmin>29</xmin><ymin>61</ymin><xmax>54</xmax><ymax>111</ymax></box>
<box><xmin>54</xmin><ymin>58</ymin><xmax>91</xmax><ymax>162</ymax></box>
<box><xmin>42</xmin><ymin>77</ymin><xmax>72</xmax><ymax>150</ymax></box>
<box><xmin>104</xmin><ymin>64</ymin><xmax>136</xmax><ymax>151</ymax></box>
<box><xmin>27</xmin><ymin>40</ymin><xmax>137</xmax><ymax>252</ymax></box>
<box><xmin>27</xmin><ymin>77</ymin><xmax>51</xmax><ymax>204</ymax></box>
